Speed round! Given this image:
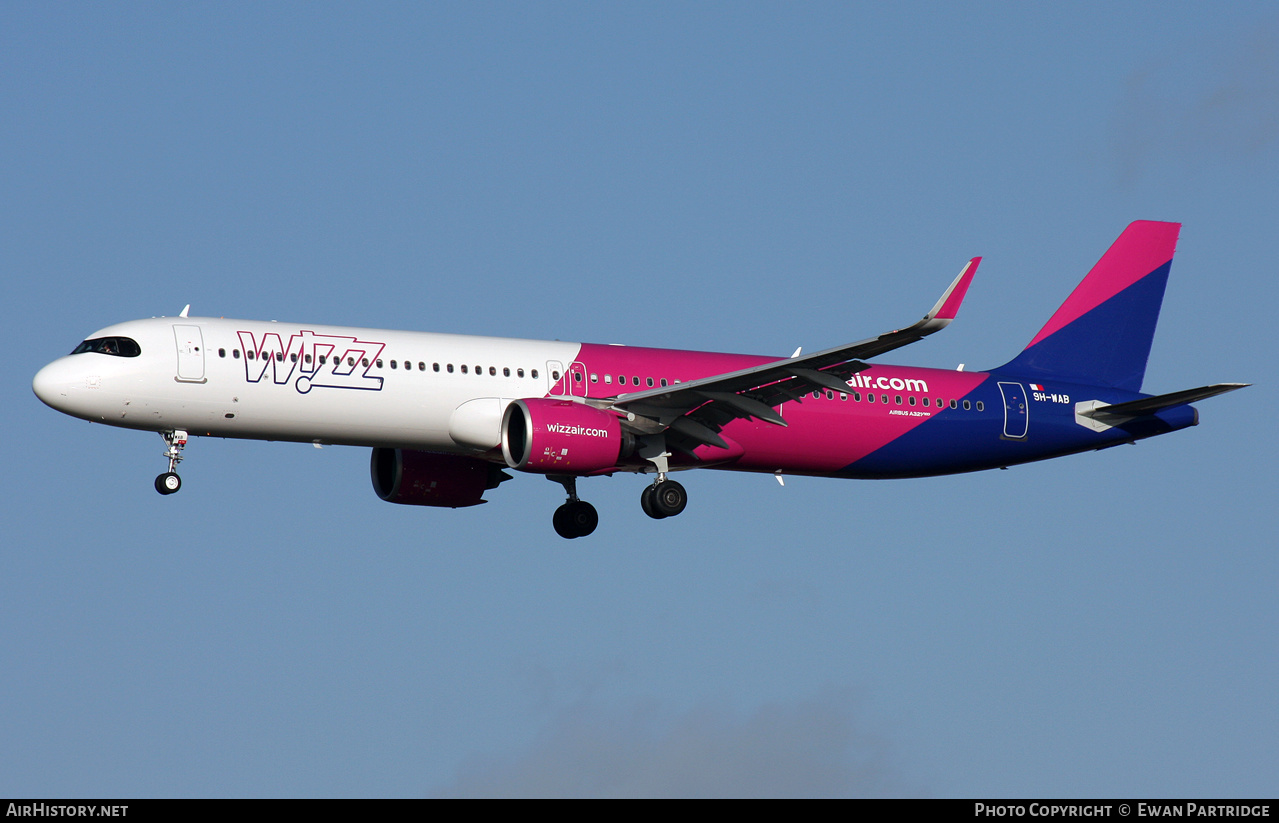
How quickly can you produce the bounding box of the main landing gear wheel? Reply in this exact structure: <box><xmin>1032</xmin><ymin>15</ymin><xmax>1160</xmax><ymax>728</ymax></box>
<box><xmin>640</xmin><ymin>485</ymin><xmax>664</xmax><ymax>519</ymax></box>
<box><xmin>553</xmin><ymin>500</ymin><xmax>598</xmax><ymax>539</ymax></box>
<box><xmin>155</xmin><ymin>472</ymin><xmax>182</xmax><ymax>495</ymax></box>
<box><xmin>547</xmin><ymin>475</ymin><xmax>597</xmax><ymax>539</ymax></box>
<box><xmin>641</xmin><ymin>479</ymin><xmax>687</xmax><ymax>519</ymax></box>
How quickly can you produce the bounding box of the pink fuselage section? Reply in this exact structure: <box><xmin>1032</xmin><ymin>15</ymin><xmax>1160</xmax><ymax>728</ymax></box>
<box><xmin>568</xmin><ymin>343</ymin><xmax>992</xmax><ymax>479</ymax></box>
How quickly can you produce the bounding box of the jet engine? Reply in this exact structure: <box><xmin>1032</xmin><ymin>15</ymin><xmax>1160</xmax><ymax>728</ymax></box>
<box><xmin>370</xmin><ymin>448</ymin><xmax>510</xmax><ymax>508</ymax></box>
<box><xmin>501</xmin><ymin>398</ymin><xmax>632</xmax><ymax>474</ymax></box>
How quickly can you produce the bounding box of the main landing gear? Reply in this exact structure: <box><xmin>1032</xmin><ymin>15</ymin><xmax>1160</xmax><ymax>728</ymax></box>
<box><xmin>548</xmin><ymin>475</ymin><xmax>598</xmax><ymax>539</ymax></box>
<box><xmin>636</xmin><ymin>435</ymin><xmax>687</xmax><ymax>520</ymax></box>
<box><xmin>640</xmin><ymin>478</ymin><xmax>687</xmax><ymax>520</ymax></box>
<box><xmin>154</xmin><ymin>430</ymin><xmax>188</xmax><ymax>495</ymax></box>
<box><xmin>545</xmin><ymin>469</ymin><xmax>690</xmax><ymax>539</ymax></box>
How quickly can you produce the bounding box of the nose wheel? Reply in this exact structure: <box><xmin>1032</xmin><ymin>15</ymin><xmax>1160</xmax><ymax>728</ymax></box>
<box><xmin>548</xmin><ymin>474</ymin><xmax>597</xmax><ymax>539</ymax></box>
<box><xmin>640</xmin><ymin>478</ymin><xmax>687</xmax><ymax>520</ymax></box>
<box><xmin>155</xmin><ymin>430</ymin><xmax>188</xmax><ymax>495</ymax></box>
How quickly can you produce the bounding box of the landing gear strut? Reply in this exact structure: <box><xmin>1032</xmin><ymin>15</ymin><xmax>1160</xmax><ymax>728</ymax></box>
<box><xmin>548</xmin><ymin>474</ymin><xmax>597</xmax><ymax>539</ymax></box>
<box><xmin>640</xmin><ymin>478</ymin><xmax>687</xmax><ymax>519</ymax></box>
<box><xmin>155</xmin><ymin>430</ymin><xmax>188</xmax><ymax>495</ymax></box>
<box><xmin>636</xmin><ymin>434</ymin><xmax>689</xmax><ymax>520</ymax></box>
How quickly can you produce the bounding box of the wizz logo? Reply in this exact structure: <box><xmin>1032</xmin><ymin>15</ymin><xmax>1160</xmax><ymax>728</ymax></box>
<box><xmin>237</xmin><ymin>330</ymin><xmax>386</xmax><ymax>394</ymax></box>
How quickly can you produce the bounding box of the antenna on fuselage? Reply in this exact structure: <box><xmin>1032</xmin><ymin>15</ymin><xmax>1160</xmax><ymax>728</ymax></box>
<box><xmin>179</xmin><ymin>305</ymin><xmax>190</xmax><ymax>318</ymax></box>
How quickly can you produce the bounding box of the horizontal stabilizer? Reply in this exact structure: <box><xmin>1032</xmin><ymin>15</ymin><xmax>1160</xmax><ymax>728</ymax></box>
<box><xmin>1083</xmin><ymin>383</ymin><xmax>1249</xmax><ymax>418</ymax></box>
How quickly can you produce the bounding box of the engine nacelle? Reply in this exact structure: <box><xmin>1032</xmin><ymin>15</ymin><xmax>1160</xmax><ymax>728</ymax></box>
<box><xmin>501</xmin><ymin>398</ymin><xmax>630</xmax><ymax>474</ymax></box>
<box><xmin>370</xmin><ymin>448</ymin><xmax>510</xmax><ymax>508</ymax></box>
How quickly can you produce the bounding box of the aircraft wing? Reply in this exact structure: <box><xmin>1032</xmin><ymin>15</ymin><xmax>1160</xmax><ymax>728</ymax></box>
<box><xmin>609</xmin><ymin>257</ymin><xmax>980</xmax><ymax>451</ymax></box>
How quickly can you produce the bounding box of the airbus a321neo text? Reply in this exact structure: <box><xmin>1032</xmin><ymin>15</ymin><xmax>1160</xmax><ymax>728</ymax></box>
<box><xmin>34</xmin><ymin>221</ymin><xmax>1247</xmax><ymax>538</ymax></box>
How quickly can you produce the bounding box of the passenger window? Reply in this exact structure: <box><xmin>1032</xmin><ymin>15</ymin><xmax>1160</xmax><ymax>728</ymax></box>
<box><xmin>433</xmin><ymin>363</ymin><xmax>440</xmax><ymax>372</ymax></box>
<box><xmin>868</xmin><ymin>394</ymin><xmax>875</xmax><ymax>403</ymax></box>
<box><xmin>447</xmin><ymin>364</ymin><xmax>454</xmax><ymax>373</ymax></box>
<box><xmin>909</xmin><ymin>396</ymin><xmax>916</xmax><ymax>406</ymax></box>
<box><xmin>881</xmin><ymin>394</ymin><xmax>888</xmax><ymax>404</ymax></box>
<box><xmin>647</xmin><ymin>377</ymin><xmax>654</xmax><ymax>387</ymax></box>
<box><xmin>963</xmin><ymin>400</ymin><xmax>971</xmax><ymax>410</ymax></box>
<box><xmin>517</xmin><ymin>368</ymin><xmax>524</xmax><ymax>378</ymax></box>
<box><xmin>552</xmin><ymin>370</ymin><xmax>561</xmax><ymax>381</ymax></box>
<box><xmin>590</xmin><ymin>373</ymin><xmax>598</xmax><ymax>383</ymax></box>
<box><xmin>827</xmin><ymin>390</ymin><xmax>834</xmax><ymax>400</ymax></box>
<box><xmin>605</xmin><ymin>375</ymin><xmax>612</xmax><ymax>384</ymax></box>
<box><xmin>461</xmin><ymin>365</ymin><xmax>468</xmax><ymax>374</ymax></box>
<box><xmin>922</xmin><ymin>398</ymin><xmax>929</xmax><ymax>407</ymax></box>
<box><xmin>633</xmin><ymin>376</ymin><xmax>640</xmax><ymax>386</ymax></box>
<box><xmin>660</xmin><ymin>378</ymin><xmax>668</xmax><ymax>387</ymax></box>
<box><xmin>895</xmin><ymin>395</ymin><xmax>902</xmax><ymax>405</ymax></box>
<box><xmin>489</xmin><ymin>367</ymin><xmax>496</xmax><ymax>376</ymax></box>
<box><xmin>504</xmin><ymin>367</ymin><xmax>510</xmax><ymax>377</ymax></box>
<box><xmin>218</xmin><ymin>348</ymin><xmax>226</xmax><ymax>358</ymax></box>
<box><xmin>949</xmin><ymin>399</ymin><xmax>957</xmax><ymax>409</ymax></box>
<box><xmin>976</xmin><ymin>401</ymin><xmax>984</xmax><ymax>411</ymax></box>
<box><xmin>853</xmin><ymin>392</ymin><xmax>860</xmax><ymax>401</ymax></box>
<box><xmin>234</xmin><ymin>350</ymin><xmax>241</xmax><ymax>359</ymax></box>
<box><xmin>531</xmin><ymin>369</ymin><xmax>539</xmax><ymax>379</ymax></box>
<box><xmin>574</xmin><ymin>372</ymin><xmax>582</xmax><ymax>382</ymax></box>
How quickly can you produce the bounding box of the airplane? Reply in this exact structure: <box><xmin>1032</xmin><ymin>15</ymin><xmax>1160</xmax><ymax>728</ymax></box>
<box><xmin>32</xmin><ymin>221</ymin><xmax>1247</xmax><ymax>539</ymax></box>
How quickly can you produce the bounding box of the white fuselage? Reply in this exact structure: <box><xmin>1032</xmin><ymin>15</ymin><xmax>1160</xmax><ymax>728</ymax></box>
<box><xmin>33</xmin><ymin>316</ymin><xmax>583</xmax><ymax>453</ymax></box>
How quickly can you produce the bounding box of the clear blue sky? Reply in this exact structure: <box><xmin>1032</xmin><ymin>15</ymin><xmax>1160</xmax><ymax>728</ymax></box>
<box><xmin>3</xmin><ymin>2</ymin><xmax>1274</xmax><ymax>797</ymax></box>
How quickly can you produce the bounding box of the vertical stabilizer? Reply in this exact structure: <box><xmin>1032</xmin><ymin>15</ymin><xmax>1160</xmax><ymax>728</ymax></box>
<box><xmin>997</xmin><ymin>221</ymin><xmax>1180</xmax><ymax>392</ymax></box>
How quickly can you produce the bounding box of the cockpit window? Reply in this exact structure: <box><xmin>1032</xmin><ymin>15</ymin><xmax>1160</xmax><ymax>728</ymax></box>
<box><xmin>71</xmin><ymin>337</ymin><xmax>141</xmax><ymax>357</ymax></box>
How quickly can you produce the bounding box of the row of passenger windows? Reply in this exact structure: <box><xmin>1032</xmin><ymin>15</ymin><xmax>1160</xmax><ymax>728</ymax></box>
<box><xmin>808</xmin><ymin>388</ymin><xmax>984</xmax><ymax>411</ymax></box>
<box><xmin>216</xmin><ymin>348</ymin><xmax>541</xmax><ymax>379</ymax></box>
<box><xmin>215</xmin><ymin>347</ymin><xmax>683</xmax><ymax>389</ymax></box>
<box><xmin>213</xmin><ymin>346</ymin><xmax>984</xmax><ymax>408</ymax></box>
<box><xmin>581</xmin><ymin>372</ymin><xmax>672</xmax><ymax>388</ymax></box>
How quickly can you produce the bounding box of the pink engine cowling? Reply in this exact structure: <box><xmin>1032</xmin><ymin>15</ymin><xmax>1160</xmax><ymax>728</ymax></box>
<box><xmin>501</xmin><ymin>398</ymin><xmax>631</xmax><ymax>474</ymax></box>
<box><xmin>370</xmin><ymin>448</ymin><xmax>510</xmax><ymax>508</ymax></box>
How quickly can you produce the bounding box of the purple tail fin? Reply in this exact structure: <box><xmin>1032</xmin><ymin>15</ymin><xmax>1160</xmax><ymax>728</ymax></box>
<box><xmin>998</xmin><ymin>221</ymin><xmax>1180</xmax><ymax>392</ymax></box>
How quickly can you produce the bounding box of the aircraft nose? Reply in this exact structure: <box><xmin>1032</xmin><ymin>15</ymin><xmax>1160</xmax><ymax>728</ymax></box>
<box><xmin>32</xmin><ymin>357</ymin><xmax>79</xmax><ymax>411</ymax></box>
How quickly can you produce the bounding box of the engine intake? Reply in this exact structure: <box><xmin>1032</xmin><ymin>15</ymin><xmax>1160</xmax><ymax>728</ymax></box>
<box><xmin>502</xmin><ymin>398</ymin><xmax>631</xmax><ymax>474</ymax></box>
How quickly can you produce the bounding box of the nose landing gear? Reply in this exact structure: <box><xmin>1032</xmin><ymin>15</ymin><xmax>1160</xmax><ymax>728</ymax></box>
<box><xmin>155</xmin><ymin>430</ymin><xmax>188</xmax><ymax>495</ymax></box>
